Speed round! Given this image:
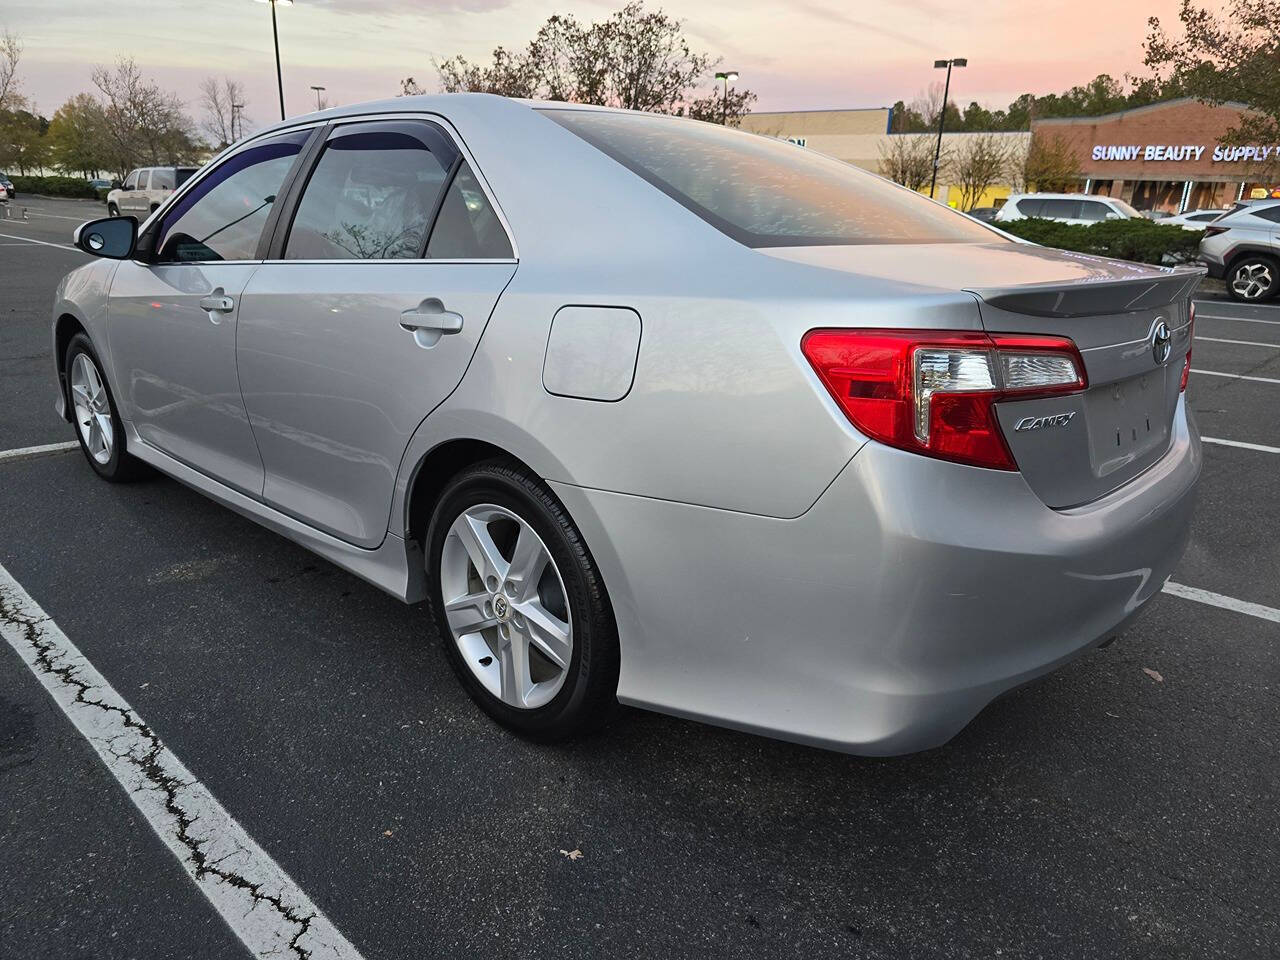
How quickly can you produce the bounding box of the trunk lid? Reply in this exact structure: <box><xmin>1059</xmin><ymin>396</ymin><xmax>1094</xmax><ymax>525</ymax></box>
<box><xmin>760</xmin><ymin>242</ymin><xmax>1201</xmax><ymax>508</ymax></box>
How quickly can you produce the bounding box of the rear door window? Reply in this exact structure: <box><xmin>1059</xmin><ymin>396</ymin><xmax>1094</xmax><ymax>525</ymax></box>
<box><xmin>1077</xmin><ymin>200</ymin><xmax>1110</xmax><ymax>222</ymax></box>
<box><xmin>284</xmin><ymin>120</ymin><xmax>459</xmax><ymax>260</ymax></box>
<box><xmin>136</xmin><ymin>170</ymin><xmax>151</xmax><ymax>190</ymax></box>
<box><xmin>1040</xmin><ymin>199</ymin><xmax>1081</xmax><ymax>219</ymax></box>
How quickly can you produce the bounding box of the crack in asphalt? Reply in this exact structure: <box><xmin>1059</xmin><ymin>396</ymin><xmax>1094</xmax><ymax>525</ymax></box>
<box><xmin>0</xmin><ymin>580</ymin><xmax>360</xmax><ymax>960</ymax></box>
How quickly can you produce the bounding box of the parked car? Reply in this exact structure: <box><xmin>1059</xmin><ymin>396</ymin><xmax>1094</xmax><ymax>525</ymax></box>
<box><xmin>995</xmin><ymin>192</ymin><xmax>1140</xmax><ymax>226</ymax></box>
<box><xmin>1161</xmin><ymin>209</ymin><xmax>1231</xmax><ymax>231</ymax></box>
<box><xmin>0</xmin><ymin>172</ymin><xmax>14</xmax><ymax>199</ymax></box>
<box><xmin>965</xmin><ymin>206</ymin><xmax>1000</xmax><ymax>223</ymax></box>
<box><xmin>106</xmin><ymin>165</ymin><xmax>199</xmax><ymax>217</ymax></box>
<box><xmin>54</xmin><ymin>95</ymin><xmax>1202</xmax><ymax>755</ymax></box>
<box><xmin>1198</xmin><ymin>198</ymin><xmax>1280</xmax><ymax>302</ymax></box>
<box><xmin>87</xmin><ymin>178</ymin><xmax>113</xmax><ymax>192</ymax></box>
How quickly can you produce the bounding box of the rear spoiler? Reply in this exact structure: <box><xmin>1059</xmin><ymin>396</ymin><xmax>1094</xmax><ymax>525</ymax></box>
<box><xmin>966</xmin><ymin>267</ymin><xmax>1204</xmax><ymax>319</ymax></box>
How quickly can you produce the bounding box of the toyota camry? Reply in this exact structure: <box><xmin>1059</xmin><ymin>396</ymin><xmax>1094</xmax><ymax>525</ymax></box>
<box><xmin>52</xmin><ymin>94</ymin><xmax>1201</xmax><ymax>754</ymax></box>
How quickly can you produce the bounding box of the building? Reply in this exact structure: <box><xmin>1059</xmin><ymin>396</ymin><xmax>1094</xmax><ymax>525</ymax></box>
<box><xmin>741</xmin><ymin>98</ymin><xmax>1276</xmax><ymax>214</ymax></box>
<box><xmin>739</xmin><ymin>107</ymin><xmax>1029</xmax><ymax>209</ymax></box>
<box><xmin>1033</xmin><ymin>98</ymin><xmax>1274</xmax><ymax>213</ymax></box>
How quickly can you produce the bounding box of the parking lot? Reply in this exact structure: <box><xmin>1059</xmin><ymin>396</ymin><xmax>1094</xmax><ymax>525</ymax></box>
<box><xmin>1</xmin><ymin>195</ymin><xmax>1277</xmax><ymax>960</ymax></box>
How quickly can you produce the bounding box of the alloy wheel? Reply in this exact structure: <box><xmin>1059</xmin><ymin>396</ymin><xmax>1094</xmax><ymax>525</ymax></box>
<box><xmin>70</xmin><ymin>352</ymin><xmax>114</xmax><ymax>465</ymax></box>
<box><xmin>439</xmin><ymin>503</ymin><xmax>573</xmax><ymax>710</ymax></box>
<box><xmin>1231</xmin><ymin>261</ymin><xmax>1273</xmax><ymax>300</ymax></box>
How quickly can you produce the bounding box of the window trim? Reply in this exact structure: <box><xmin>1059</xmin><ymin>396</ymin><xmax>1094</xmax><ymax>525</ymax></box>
<box><xmin>262</xmin><ymin>111</ymin><xmax>518</xmax><ymax>265</ymax></box>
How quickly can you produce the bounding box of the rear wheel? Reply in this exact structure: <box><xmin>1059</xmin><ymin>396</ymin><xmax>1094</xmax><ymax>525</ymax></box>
<box><xmin>64</xmin><ymin>333</ymin><xmax>148</xmax><ymax>482</ymax></box>
<box><xmin>1227</xmin><ymin>255</ymin><xmax>1280</xmax><ymax>302</ymax></box>
<box><xmin>424</xmin><ymin>461</ymin><xmax>619</xmax><ymax>740</ymax></box>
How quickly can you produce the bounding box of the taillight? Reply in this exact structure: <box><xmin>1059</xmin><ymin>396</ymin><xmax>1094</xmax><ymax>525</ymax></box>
<box><xmin>802</xmin><ymin>328</ymin><xmax>1086</xmax><ymax>470</ymax></box>
<box><xmin>1180</xmin><ymin>302</ymin><xmax>1194</xmax><ymax>391</ymax></box>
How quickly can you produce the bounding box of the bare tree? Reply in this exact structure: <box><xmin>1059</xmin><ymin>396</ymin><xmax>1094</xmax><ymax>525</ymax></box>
<box><xmin>92</xmin><ymin>58</ymin><xmax>198</xmax><ymax>177</ymax></box>
<box><xmin>878</xmin><ymin>134</ymin><xmax>938</xmax><ymax>192</ymax></box>
<box><xmin>910</xmin><ymin>81</ymin><xmax>946</xmax><ymax>128</ymax></box>
<box><xmin>947</xmin><ymin>134</ymin><xmax>1010</xmax><ymax>211</ymax></box>
<box><xmin>0</xmin><ymin>27</ymin><xmax>23</xmax><ymax>111</ymax></box>
<box><xmin>685</xmin><ymin>85</ymin><xmax>757</xmax><ymax>126</ymax></box>
<box><xmin>1010</xmin><ymin>131</ymin><xmax>1081</xmax><ymax>192</ymax></box>
<box><xmin>199</xmin><ymin>76</ymin><xmax>248</xmax><ymax>148</ymax></box>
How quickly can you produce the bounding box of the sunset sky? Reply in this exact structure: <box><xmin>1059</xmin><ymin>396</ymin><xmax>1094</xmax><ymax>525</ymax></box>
<box><xmin>5</xmin><ymin>0</ymin><xmax>1204</xmax><ymax>132</ymax></box>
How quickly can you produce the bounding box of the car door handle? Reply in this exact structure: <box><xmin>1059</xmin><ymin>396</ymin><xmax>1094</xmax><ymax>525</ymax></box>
<box><xmin>199</xmin><ymin>295</ymin><xmax>235</xmax><ymax>313</ymax></box>
<box><xmin>399</xmin><ymin>301</ymin><xmax>463</xmax><ymax>335</ymax></box>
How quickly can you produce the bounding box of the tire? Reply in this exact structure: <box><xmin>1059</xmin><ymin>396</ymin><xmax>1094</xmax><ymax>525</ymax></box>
<box><xmin>149</xmin><ymin>203</ymin><xmax>159</xmax><ymax>213</ymax></box>
<box><xmin>64</xmin><ymin>333</ymin><xmax>149</xmax><ymax>482</ymax></box>
<box><xmin>1227</xmin><ymin>254</ymin><xmax>1280</xmax><ymax>302</ymax></box>
<box><xmin>107</xmin><ymin>202</ymin><xmax>119</xmax><ymax>216</ymax></box>
<box><xmin>424</xmin><ymin>460</ymin><xmax>619</xmax><ymax>741</ymax></box>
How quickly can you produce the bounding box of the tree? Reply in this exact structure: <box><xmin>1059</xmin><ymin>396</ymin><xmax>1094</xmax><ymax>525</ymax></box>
<box><xmin>1012</xmin><ymin>131</ymin><xmax>1081</xmax><ymax>192</ymax></box>
<box><xmin>47</xmin><ymin>93</ymin><xmax>112</xmax><ymax>176</ymax></box>
<box><xmin>1145</xmin><ymin>0</ymin><xmax>1280</xmax><ymax>147</ymax></box>
<box><xmin>91</xmin><ymin>57</ymin><xmax>199</xmax><ymax>177</ymax></box>
<box><xmin>878</xmin><ymin>134</ymin><xmax>938</xmax><ymax>192</ymax></box>
<box><xmin>0</xmin><ymin>107</ymin><xmax>48</xmax><ymax>174</ymax></box>
<box><xmin>684</xmin><ymin>84</ymin><xmax>757</xmax><ymax>126</ymax></box>
<box><xmin>889</xmin><ymin>99</ymin><xmax>929</xmax><ymax>133</ymax></box>
<box><xmin>412</xmin><ymin>2</ymin><xmax>756</xmax><ymax>122</ymax></box>
<box><xmin>199</xmin><ymin>76</ymin><xmax>248</xmax><ymax>148</ymax></box>
<box><xmin>947</xmin><ymin>133</ymin><xmax>1009</xmax><ymax>210</ymax></box>
<box><xmin>0</xmin><ymin>27</ymin><xmax>23</xmax><ymax>111</ymax></box>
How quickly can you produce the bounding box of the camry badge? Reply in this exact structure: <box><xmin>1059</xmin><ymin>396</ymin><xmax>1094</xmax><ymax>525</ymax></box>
<box><xmin>1014</xmin><ymin>412</ymin><xmax>1077</xmax><ymax>432</ymax></box>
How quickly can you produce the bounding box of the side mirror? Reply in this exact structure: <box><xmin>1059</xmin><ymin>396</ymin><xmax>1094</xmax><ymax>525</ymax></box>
<box><xmin>73</xmin><ymin>216</ymin><xmax>138</xmax><ymax>260</ymax></box>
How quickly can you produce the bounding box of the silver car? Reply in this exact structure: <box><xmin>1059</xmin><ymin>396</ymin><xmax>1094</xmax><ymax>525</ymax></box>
<box><xmin>53</xmin><ymin>95</ymin><xmax>1202</xmax><ymax>755</ymax></box>
<box><xmin>1197</xmin><ymin>198</ymin><xmax>1280</xmax><ymax>302</ymax></box>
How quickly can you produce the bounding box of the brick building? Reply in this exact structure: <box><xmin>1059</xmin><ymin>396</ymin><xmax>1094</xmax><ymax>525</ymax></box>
<box><xmin>1034</xmin><ymin>98</ymin><xmax>1274</xmax><ymax>213</ymax></box>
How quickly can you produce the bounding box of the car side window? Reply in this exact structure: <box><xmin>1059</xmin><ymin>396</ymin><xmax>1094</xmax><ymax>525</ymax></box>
<box><xmin>123</xmin><ymin>170</ymin><xmax>138</xmax><ymax>190</ymax></box>
<box><xmin>284</xmin><ymin>120</ymin><xmax>459</xmax><ymax>260</ymax></box>
<box><xmin>426</xmin><ymin>161</ymin><xmax>513</xmax><ymax>259</ymax></box>
<box><xmin>152</xmin><ymin>168</ymin><xmax>175</xmax><ymax>191</ymax></box>
<box><xmin>1253</xmin><ymin>205</ymin><xmax>1280</xmax><ymax>223</ymax></box>
<box><xmin>153</xmin><ymin>128</ymin><xmax>311</xmax><ymax>263</ymax></box>
<box><xmin>1078</xmin><ymin>200</ymin><xmax>1109</xmax><ymax>222</ymax></box>
<box><xmin>1041</xmin><ymin>199</ymin><xmax>1080</xmax><ymax>219</ymax></box>
<box><xmin>137</xmin><ymin>170</ymin><xmax>151</xmax><ymax>190</ymax></box>
<box><xmin>1016</xmin><ymin>198</ymin><xmax>1044</xmax><ymax>217</ymax></box>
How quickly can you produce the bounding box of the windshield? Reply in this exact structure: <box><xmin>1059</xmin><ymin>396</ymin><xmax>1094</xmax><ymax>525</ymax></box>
<box><xmin>541</xmin><ymin>109</ymin><xmax>1002</xmax><ymax>248</ymax></box>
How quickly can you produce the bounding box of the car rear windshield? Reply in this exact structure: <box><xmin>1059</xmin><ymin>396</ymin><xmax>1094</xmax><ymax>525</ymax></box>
<box><xmin>541</xmin><ymin>109</ymin><xmax>1001</xmax><ymax>248</ymax></box>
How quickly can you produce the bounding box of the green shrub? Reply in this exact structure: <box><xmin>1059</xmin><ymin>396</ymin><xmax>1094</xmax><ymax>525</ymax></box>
<box><xmin>8</xmin><ymin>175</ymin><xmax>104</xmax><ymax>199</ymax></box>
<box><xmin>997</xmin><ymin>216</ymin><xmax>1202</xmax><ymax>265</ymax></box>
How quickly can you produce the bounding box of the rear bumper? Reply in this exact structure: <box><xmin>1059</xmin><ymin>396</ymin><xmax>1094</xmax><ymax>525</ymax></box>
<box><xmin>551</xmin><ymin>397</ymin><xmax>1201</xmax><ymax>756</ymax></box>
<box><xmin>1199</xmin><ymin>256</ymin><xmax>1226</xmax><ymax>279</ymax></box>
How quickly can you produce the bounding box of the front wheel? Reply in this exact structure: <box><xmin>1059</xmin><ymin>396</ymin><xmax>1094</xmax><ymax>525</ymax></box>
<box><xmin>1228</xmin><ymin>255</ymin><xmax>1280</xmax><ymax>302</ymax></box>
<box><xmin>424</xmin><ymin>461</ymin><xmax>619</xmax><ymax>740</ymax></box>
<box><xmin>107</xmin><ymin>202</ymin><xmax>119</xmax><ymax>217</ymax></box>
<box><xmin>65</xmin><ymin>333</ymin><xmax>149</xmax><ymax>482</ymax></box>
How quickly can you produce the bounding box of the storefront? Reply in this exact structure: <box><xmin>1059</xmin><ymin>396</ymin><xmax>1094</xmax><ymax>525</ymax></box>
<box><xmin>1033</xmin><ymin>98</ymin><xmax>1276</xmax><ymax>213</ymax></box>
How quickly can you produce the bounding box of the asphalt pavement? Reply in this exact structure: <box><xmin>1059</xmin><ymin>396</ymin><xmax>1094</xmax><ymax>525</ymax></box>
<box><xmin>1</xmin><ymin>195</ymin><xmax>1276</xmax><ymax>960</ymax></box>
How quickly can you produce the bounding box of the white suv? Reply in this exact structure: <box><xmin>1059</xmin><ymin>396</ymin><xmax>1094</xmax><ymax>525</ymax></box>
<box><xmin>106</xmin><ymin>166</ymin><xmax>198</xmax><ymax>218</ymax></box>
<box><xmin>1198</xmin><ymin>199</ymin><xmax>1280</xmax><ymax>302</ymax></box>
<box><xmin>995</xmin><ymin>193</ymin><xmax>1141</xmax><ymax>226</ymax></box>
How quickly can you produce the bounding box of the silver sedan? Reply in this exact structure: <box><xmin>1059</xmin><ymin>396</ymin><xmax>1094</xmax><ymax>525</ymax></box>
<box><xmin>52</xmin><ymin>95</ymin><xmax>1202</xmax><ymax>755</ymax></box>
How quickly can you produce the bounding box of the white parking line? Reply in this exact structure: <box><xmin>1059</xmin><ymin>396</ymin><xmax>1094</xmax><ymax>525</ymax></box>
<box><xmin>1201</xmin><ymin>436</ymin><xmax>1280</xmax><ymax>454</ymax></box>
<box><xmin>1196</xmin><ymin>336</ymin><xmax>1280</xmax><ymax>349</ymax></box>
<box><xmin>1163</xmin><ymin>581</ymin><xmax>1280</xmax><ymax>624</ymax></box>
<box><xmin>1193</xmin><ymin>368</ymin><xmax>1280</xmax><ymax>384</ymax></box>
<box><xmin>0</xmin><ymin>441</ymin><xmax>80</xmax><ymax>464</ymax></box>
<box><xmin>0</xmin><ymin>563</ymin><xmax>366</xmax><ymax>960</ymax></box>
<box><xmin>0</xmin><ymin>230</ymin><xmax>83</xmax><ymax>253</ymax></box>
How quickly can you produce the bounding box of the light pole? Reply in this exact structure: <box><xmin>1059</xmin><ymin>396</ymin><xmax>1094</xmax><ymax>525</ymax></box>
<box><xmin>929</xmin><ymin>57</ymin><xmax>966</xmax><ymax>199</ymax></box>
<box><xmin>253</xmin><ymin>0</ymin><xmax>292</xmax><ymax>121</ymax></box>
<box><xmin>231</xmin><ymin>102</ymin><xmax>245</xmax><ymax>142</ymax></box>
<box><xmin>310</xmin><ymin>85</ymin><xmax>326</xmax><ymax>110</ymax></box>
<box><xmin>714</xmin><ymin>70</ymin><xmax>739</xmax><ymax>126</ymax></box>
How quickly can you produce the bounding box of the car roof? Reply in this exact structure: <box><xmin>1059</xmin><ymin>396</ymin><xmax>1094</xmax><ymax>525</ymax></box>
<box><xmin>1010</xmin><ymin>193</ymin><xmax>1115</xmax><ymax>201</ymax></box>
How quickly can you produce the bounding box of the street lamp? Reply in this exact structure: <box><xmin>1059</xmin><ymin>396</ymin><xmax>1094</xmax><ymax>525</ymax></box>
<box><xmin>231</xmin><ymin>102</ymin><xmax>245</xmax><ymax>141</ymax></box>
<box><xmin>714</xmin><ymin>70</ymin><xmax>739</xmax><ymax>126</ymax></box>
<box><xmin>310</xmin><ymin>85</ymin><xmax>326</xmax><ymax>110</ymax></box>
<box><xmin>253</xmin><ymin>0</ymin><xmax>293</xmax><ymax>121</ymax></box>
<box><xmin>929</xmin><ymin>57</ymin><xmax>966</xmax><ymax>199</ymax></box>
